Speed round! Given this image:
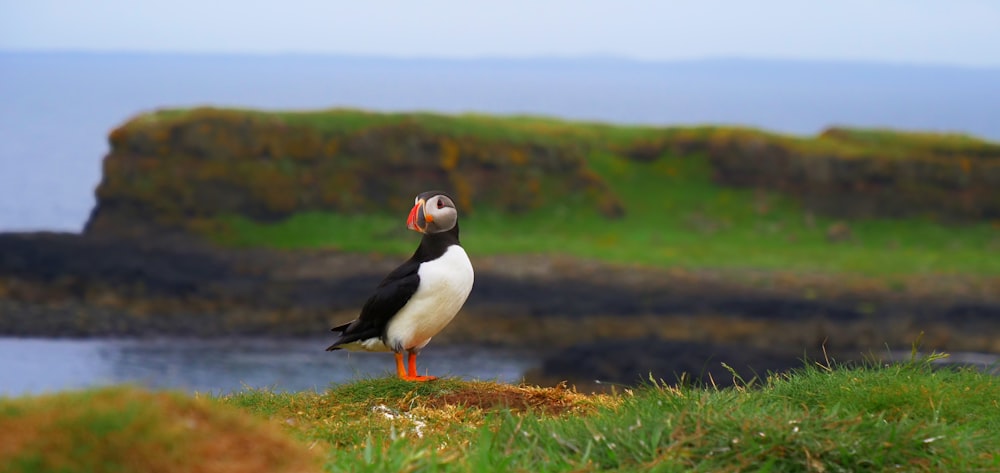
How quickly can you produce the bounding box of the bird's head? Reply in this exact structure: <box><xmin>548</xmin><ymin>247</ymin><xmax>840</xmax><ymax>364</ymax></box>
<box><xmin>407</xmin><ymin>191</ymin><xmax>459</xmax><ymax>234</ymax></box>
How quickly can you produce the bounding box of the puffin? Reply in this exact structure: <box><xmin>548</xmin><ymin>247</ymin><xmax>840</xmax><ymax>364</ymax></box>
<box><xmin>325</xmin><ymin>190</ymin><xmax>474</xmax><ymax>381</ymax></box>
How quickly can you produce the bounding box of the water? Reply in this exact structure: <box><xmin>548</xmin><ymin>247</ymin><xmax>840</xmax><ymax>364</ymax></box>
<box><xmin>1</xmin><ymin>52</ymin><xmax>998</xmax><ymax>232</ymax></box>
<box><xmin>0</xmin><ymin>337</ymin><xmax>539</xmax><ymax>396</ymax></box>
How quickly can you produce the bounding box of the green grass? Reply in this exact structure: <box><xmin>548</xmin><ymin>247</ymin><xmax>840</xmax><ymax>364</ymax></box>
<box><xmin>818</xmin><ymin>126</ymin><xmax>1000</xmax><ymax>158</ymax></box>
<box><xmin>487</xmin><ymin>366</ymin><xmax>998</xmax><ymax>471</ymax></box>
<box><xmin>277</xmin><ymin>107</ymin><xmax>1000</xmax><ymax>161</ymax></box>
<box><xmin>139</xmin><ymin>107</ymin><xmax>669</xmax><ymax>147</ymax></box>
<box><xmin>215</xmin><ymin>151</ymin><xmax>999</xmax><ymax>277</ymax></box>
<box><xmin>146</xmin><ymin>107</ymin><xmax>999</xmax><ymax>155</ymax></box>
<box><xmin>211</xmin><ymin>357</ymin><xmax>1000</xmax><ymax>472</ymax></box>
<box><xmin>4</xmin><ymin>358</ymin><xmax>998</xmax><ymax>472</ymax></box>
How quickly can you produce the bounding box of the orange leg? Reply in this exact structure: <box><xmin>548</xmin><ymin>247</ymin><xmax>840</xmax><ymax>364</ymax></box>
<box><xmin>404</xmin><ymin>352</ymin><xmax>436</xmax><ymax>382</ymax></box>
<box><xmin>394</xmin><ymin>352</ymin><xmax>408</xmax><ymax>379</ymax></box>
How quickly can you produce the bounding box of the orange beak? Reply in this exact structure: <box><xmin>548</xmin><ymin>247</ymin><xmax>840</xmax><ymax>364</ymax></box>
<box><xmin>407</xmin><ymin>199</ymin><xmax>427</xmax><ymax>233</ymax></box>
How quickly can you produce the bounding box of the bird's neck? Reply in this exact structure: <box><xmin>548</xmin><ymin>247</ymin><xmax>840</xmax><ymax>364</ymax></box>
<box><xmin>413</xmin><ymin>225</ymin><xmax>460</xmax><ymax>261</ymax></box>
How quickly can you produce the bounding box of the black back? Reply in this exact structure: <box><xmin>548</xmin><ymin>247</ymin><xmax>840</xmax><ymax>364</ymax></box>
<box><xmin>326</xmin><ymin>224</ymin><xmax>461</xmax><ymax>351</ymax></box>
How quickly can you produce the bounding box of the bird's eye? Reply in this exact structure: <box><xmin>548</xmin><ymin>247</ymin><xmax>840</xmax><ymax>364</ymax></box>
<box><xmin>437</xmin><ymin>199</ymin><xmax>444</xmax><ymax>209</ymax></box>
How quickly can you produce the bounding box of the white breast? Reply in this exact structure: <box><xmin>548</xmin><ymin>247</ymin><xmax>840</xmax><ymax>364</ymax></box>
<box><xmin>385</xmin><ymin>245</ymin><xmax>474</xmax><ymax>352</ymax></box>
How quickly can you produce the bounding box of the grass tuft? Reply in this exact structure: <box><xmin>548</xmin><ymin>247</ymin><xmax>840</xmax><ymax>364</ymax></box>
<box><xmin>0</xmin><ymin>386</ymin><xmax>322</xmax><ymax>473</ymax></box>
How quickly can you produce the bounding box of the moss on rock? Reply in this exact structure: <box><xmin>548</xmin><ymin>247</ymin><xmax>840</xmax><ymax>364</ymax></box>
<box><xmin>88</xmin><ymin>108</ymin><xmax>622</xmax><ymax>238</ymax></box>
<box><xmin>87</xmin><ymin>108</ymin><xmax>999</xmax><ymax>239</ymax></box>
<box><xmin>704</xmin><ymin>127</ymin><xmax>1000</xmax><ymax>220</ymax></box>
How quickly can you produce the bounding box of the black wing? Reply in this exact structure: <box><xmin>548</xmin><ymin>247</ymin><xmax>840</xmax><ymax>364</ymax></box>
<box><xmin>326</xmin><ymin>259</ymin><xmax>421</xmax><ymax>351</ymax></box>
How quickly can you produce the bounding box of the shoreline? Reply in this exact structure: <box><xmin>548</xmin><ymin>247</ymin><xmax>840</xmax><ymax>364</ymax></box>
<box><xmin>2</xmin><ymin>231</ymin><xmax>997</xmax><ymax>346</ymax></box>
<box><xmin>3</xmin><ymin>230</ymin><xmax>997</xmax><ymax>387</ymax></box>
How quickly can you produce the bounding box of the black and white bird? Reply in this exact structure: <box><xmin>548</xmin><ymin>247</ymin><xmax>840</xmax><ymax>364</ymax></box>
<box><xmin>325</xmin><ymin>191</ymin><xmax>474</xmax><ymax>381</ymax></box>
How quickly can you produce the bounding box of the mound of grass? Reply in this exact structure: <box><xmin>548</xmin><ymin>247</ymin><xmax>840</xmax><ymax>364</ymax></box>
<box><xmin>0</xmin><ymin>386</ymin><xmax>322</xmax><ymax>473</ymax></box>
<box><xmin>3</xmin><ymin>358</ymin><xmax>997</xmax><ymax>472</ymax></box>
<box><xmin>220</xmin><ymin>376</ymin><xmax>602</xmax><ymax>471</ymax></box>
<box><xmin>220</xmin><ymin>359</ymin><xmax>999</xmax><ymax>472</ymax></box>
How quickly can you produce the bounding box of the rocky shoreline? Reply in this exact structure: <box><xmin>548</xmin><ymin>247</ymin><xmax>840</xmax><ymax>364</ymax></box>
<box><xmin>3</xmin><ymin>231</ymin><xmax>998</xmax><ymax>386</ymax></box>
<box><xmin>3</xmin><ymin>232</ymin><xmax>997</xmax><ymax>338</ymax></box>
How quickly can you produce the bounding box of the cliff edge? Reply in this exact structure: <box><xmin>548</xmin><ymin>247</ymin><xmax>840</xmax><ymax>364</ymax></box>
<box><xmin>86</xmin><ymin>108</ymin><xmax>624</xmax><ymax>238</ymax></box>
<box><xmin>87</xmin><ymin>109</ymin><xmax>999</xmax><ymax>241</ymax></box>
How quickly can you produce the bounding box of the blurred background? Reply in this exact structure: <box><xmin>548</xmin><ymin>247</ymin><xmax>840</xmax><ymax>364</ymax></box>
<box><xmin>1</xmin><ymin>0</ymin><xmax>998</xmax><ymax>394</ymax></box>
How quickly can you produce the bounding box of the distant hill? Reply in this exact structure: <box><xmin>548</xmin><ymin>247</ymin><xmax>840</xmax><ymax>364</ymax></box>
<box><xmin>85</xmin><ymin>108</ymin><xmax>999</xmax><ymax>239</ymax></box>
<box><xmin>2</xmin><ymin>51</ymin><xmax>999</xmax><ymax>232</ymax></box>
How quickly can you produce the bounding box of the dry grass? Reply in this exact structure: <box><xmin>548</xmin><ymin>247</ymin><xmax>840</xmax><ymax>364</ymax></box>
<box><xmin>220</xmin><ymin>377</ymin><xmax>614</xmax><ymax>471</ymax></box>
<box><xmin>421</xmin><ymin>380</ymin><xmax>598</xmax><ymax>415</ymax></box>
<box><xmin>0</xmin><ymin>386</ymin><xmax>323</xmax><ymax>473</ymax></box>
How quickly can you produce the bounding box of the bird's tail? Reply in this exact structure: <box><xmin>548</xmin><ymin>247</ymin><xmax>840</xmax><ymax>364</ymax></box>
<box><xmin>325</xmin><ymin>320</ymin><xmax>354</xmax><ymax>351</ymax></box>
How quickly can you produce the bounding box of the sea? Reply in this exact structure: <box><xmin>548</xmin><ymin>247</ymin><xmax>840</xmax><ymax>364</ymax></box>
<box><xmin>0</xmin><ymin>337</ymin><xmax>537</xmax><ymax>396</ymax></box>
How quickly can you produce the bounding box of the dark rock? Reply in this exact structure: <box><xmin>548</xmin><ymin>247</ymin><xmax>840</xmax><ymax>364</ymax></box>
<box><xmin>1</xmin><ymin>233</ymin><xmax>998</xmax><ymax>357</ymax></box>
<box><xmin>530</xmin><ymin>338</ymin><xmax>810</xmax><ymax>388</ymax></box>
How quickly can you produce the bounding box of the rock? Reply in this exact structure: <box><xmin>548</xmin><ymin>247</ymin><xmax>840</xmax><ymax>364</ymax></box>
<box><xmin>86</xmin><ymin>108</ymin><xmax>624</xmax><ymax>238</ymax></box>
<box><xmin>527</xmin><ymin>339</ymin><xmax>809</xmax><ymax>389</ymax></box>
<box><xmin>2</xmin><ymin>233</ymin><xmax>999</xmax><ymax>356</ymax></box>
<box><xmin>706</xmin><ymin>127</ymin><xmax>1000</xmax><ymax>220</ymax></box>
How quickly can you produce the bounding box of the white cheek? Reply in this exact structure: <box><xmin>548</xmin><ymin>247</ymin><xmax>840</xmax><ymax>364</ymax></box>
<box><xmin>432</xmin><ymin>208</ymin><xmax>456</xmax><ymax>223</ymax></box>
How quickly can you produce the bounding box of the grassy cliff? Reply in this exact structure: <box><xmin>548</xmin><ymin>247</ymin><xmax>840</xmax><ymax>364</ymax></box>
<box><xmin>3</xmin><ymin>357</ymin><xmax>998</xmax><ymax>472</ymax></box>
<box><xmin>84</xmin><ymin>108</ymin><xmax>999</xmax><ymax>277</ymax></box>
<box><xmin>704</xmin><ymin>126</ymin><xmax>1000</xmax><ymax>220</ymax></box>
<box><xmin>87</xmin><ymin>108</ymin><xmax>625</xmax><ymax>238</ymax></box>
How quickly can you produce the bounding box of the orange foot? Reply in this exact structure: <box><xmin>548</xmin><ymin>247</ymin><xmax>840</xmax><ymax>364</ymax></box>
<box><xmin>403</xmin><ymin>374</ymin><xmax>437</xmax><ymax>382</ymax></box>
<box><xmin>394</xmin><ymin>352</ymin><xmax>438</xmax><ymax>382</ymax></box>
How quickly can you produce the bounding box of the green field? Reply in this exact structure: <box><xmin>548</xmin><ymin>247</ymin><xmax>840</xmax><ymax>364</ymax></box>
<box><xmin>3</xmin><ymin>356</ymin><xmax>998</xmax><ymax>472</ymax></box>
<box><xmin>216</xmin><ymin>149</ymin><xmax>999</xmax><ymax>277</ymax></box>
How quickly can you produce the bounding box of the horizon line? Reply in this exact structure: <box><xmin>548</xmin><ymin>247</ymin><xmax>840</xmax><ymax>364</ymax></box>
<box><xmin>2</xmin><ymin>47</ymin><xmax>999</xmax><ymax>71</ymax></box>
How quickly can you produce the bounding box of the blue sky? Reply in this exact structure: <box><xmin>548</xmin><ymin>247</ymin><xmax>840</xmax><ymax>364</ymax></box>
<box><xmin>2</xmin><ymin>0</ymin><xmax>1000</xmax><ymax>67</ymax></box>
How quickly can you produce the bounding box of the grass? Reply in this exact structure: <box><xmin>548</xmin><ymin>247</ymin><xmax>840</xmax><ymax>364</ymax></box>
<box><xmin>818</xmin><ymin>126</ymin><xmax>1000</xmax><ymax>158</ymax></box>
<box><xmin>7</xmin><ymin>357</ymin><xmax>996</xmax><ymax>472</ymax></box>
<box><xmin>0</xmin><ymin>386</ymin><xmax>323</xmax><ymax>473</ymax></box>
<box><xmin>215</xmin><ymin>151</ymin><xmax>1000</xmax><ymax>277</ymax></box>
<box><xmin>129</xmin><ymin>107</ymin><xmax>1000</xmax><ymax>278</ymax></box>
<box><xmin>142</xmin><ymin>107</ymin><xmax>999</xmax><ymax>155</ymax></box>
<box><xmin>137</xmin><ymin>107</ymin><xmax>668</xmax><ymax>148</ymax></box>
<box><xmin>219</xmin><ymin>358</ymin><xmax>1000</xmax><ymax>472</ymax></box>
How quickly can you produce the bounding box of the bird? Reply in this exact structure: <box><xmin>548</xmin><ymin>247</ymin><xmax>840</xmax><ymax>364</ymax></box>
<box><xmin>325</xmin><ymin>190</ymin><xmax>474</xmax><ymax>381</ymax></box>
